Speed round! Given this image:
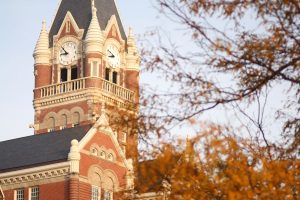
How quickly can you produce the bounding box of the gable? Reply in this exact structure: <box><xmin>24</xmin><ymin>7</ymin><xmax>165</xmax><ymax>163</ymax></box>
<box><xmin>49</xmin><ymin>0</ymin><xmax>126</xmax><ymax>47</ymax></box>
<box><xmin>54</xmin><ymin>11</ymin><xmax>84</xmax><ymax>41</ymax></box>
<box><xmin>84</xmin><ymin>131</ymin><xmax>122</xmax><ymax>162</ymax></box>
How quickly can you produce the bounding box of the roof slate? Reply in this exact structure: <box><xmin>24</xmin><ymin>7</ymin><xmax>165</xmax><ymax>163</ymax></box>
<box><xmin>49</xmin><ymin>0</ymin><xmax>126</xmax><ymax>46</ymax></box>
<box><xmin>0</xmin><ymin>125</ymin><xmax>91</xmax><ymax>172</ymax></box>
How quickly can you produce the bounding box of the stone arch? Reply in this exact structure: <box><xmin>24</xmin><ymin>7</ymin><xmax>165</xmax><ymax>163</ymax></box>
<box><xmin>103</xmin><ymin>169</ymin><xmax>120</xmax><ymax>191</ymax></box>
<box><xmin>99</xmin><ymin>146</ymin><xmax>108</xmax><ymax>159</ymax></box>
<box><xmin>88</xmin><ymin>165</ymin><xmax>104</xmax><ymax>187</ymax></box>
<box><xmin>70</xmin><ymin>106</ymin><xmax>85</xmax><ymax>125</ymax></box>
<box><xmin>42</xmin><ymin>112</ymin><xmax>57</xmax><ymax>130</ymax></box>
<box><xmin>90</xmin><ymin>143</ymin><xmax>99</xmax><ymax>156</ymax></box>
<box><xmin>106</xmin><ymin>149</ymin><xmax>116</xmax><ymax>162</ymax></box>
<box><xmin>57</xmin><ymin>109</ymin><xmax>71</xmax><ymax>127</ymax></box>
<box><xmin>61</xmin><ymin>114</ymin><xmax>67</xmax><ymax>127</ymax></box>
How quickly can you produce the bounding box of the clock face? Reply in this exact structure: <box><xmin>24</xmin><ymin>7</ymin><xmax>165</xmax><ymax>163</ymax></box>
<box><xmin>106</xmin><ymin>44</ymin><xmax>120</xmax><ymax>68</ymax></box>
<box><xmin>59</xmin><ymin>42</ymin><xmax>78</xmax><ymax>65</ymax></box>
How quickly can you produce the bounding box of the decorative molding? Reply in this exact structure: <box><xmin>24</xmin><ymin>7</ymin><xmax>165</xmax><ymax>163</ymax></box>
<box><xmin>33</xmin><ymin>20</ymin><xmax>50</xmax><ymax>65</ymax></box>
<box><xmin>0</xmin><ymin>162</ymin><xmax>69</xmax><ymax>189</ymax></box>
<box><xmin>0</xmin><ymin>185</ymin><xmax>4</xmax><ymax>199</ymax></box>
<box><xmin>68</xmin><ymin>140</ymin><xmax>81</xmax><ymax>174</ymax></box>
<box><xmin>53</xmin><ymin>11</ymin><xmax>84</xmax><ymax>44</ymax></box>
<box><xmin>33</xmin><ymin>88</ymin><xmax>135</xmax><ymax>111</ymax></box>
<box><xmin>87</xmin><ymin>165</ymin><xmax>120</xmax><ymax>192</ymax></box>
<box><xmin>78</xmin><ymin>109</ymin><xmax>132</xmax><ymax>171</ymax></box>
<box><xmin>104</xmin><ymin>15</ymin><xmax>125</xmax><ymax>45</ymax></box>
<box><xmin>85</xmin><ymin>2</ymin><xmax>104</xmax><ymax>54</ymax></box>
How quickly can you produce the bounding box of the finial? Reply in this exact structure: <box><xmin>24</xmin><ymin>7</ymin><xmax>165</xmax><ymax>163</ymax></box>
<box><xmin>91</xmin><ymin>0</ymin><xmax>97</xmax><ymax>16</ymax></box>
<box><xmin>128</xmin><ymin>27</ymin><xmax>133</xmax><ymax>37</ymax></box>
<box><xmin>42</xmin><ymin>20</ymin><xmax>47</xmax><ymax>30</ymax></box>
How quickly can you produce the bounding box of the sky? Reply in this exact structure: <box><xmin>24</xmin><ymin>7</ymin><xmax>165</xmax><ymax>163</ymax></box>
<box><xmin>0</xmin><ymin>0</ymin><xmax>165</xmax><ymax>141</ymax></box>
<box><xmin>0</xmin><ymin>1</ymin><xmax>285</xmax><ymax>143</ymax></box>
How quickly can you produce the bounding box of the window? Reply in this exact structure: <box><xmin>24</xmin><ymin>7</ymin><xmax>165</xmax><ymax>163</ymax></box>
<box><xmin>61</xmin><ymin>68</ymin><xmax>68</xmax><ymax>82</ymax></box>
<box><xmin>91</xmin><ymin>148</ymin><xmax>98</xmax><ymax>156</ymax></box>
<box><xmin>15</xmin><ymin>189</ymin><xmax>24</xmax><ymax>200</ymax></box>
<box><xmin>92</xmin><ymin>186</ymin><xmax>100</xmax><ymax>200</ymax></box>
<box><xmin>91</xmin><ymin>61</ymin><xmax>99</xmax><ymax>77</ymax></box>
<box><xmin>30</xmin><ymin>187</ymin><xmax>39</xmax><ymax>200</ymax></box>
<box><xmin>100</xmin><ymin>151</ymin><xmax>106</xmax><ymax>159</ymax></box>
<box><xmin>73</xmin><ymin>112</ymin><xmax>80</xmax><ymax>126</ymax></box>
<box><xmin>48</xmin><ymin>117</ymin><xmax>55</xmax><ymax>132</ymax></box>
<box><xmin>71</xmin><ymin>66</ymin><xmax>78</xmax><ymax>80</ymax></box>
<box><xmin>61</xmin><ymin>114</ymin><xmax>67</xmax><ymax>129</ymax></box>
<box><xmin>107</xmin><ymin>153</ymin><xmax>114</xmax><ymax>162</ymax></box>
<box><xmin>112</xmin><ymin>71</ymin><xmax>118</xmax><ymax>84</ymax></box>
<box><xmin>104</xmin><ymin>191</ymin><xmax>113</xmax><ymax>200</ymax></box>
<box><xmin>105</xmin><ymin>68</ymin><xmax>110</xmax><ymax>81</ymax></box>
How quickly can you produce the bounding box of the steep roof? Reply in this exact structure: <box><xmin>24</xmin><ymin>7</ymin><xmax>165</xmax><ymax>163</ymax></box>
<box><xmin>0</xmin><ymin>125</ymin><xmax>91</xmax><ymax>172</ymax></box>
<box><xmin>49</xmin><ymin>0</ymin><xmax>126</xmax><ymax>46</ymax></box>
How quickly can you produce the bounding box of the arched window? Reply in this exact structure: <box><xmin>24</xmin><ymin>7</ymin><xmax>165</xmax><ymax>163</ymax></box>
<box><xmin>104</xmin><ymin>190</ymin><xmax>113</xmax><ymax>200</ymax></box>
<box><xmin>100</xmin><ymin>151</ymin><xmax>106</xmax><ymax>159</ymax></box>
<box><xmin>73</xmin><ymin>112</ymin><xmax>80</xmax><ymax>126</ymax></box>
<box><xmin>107</xmin><ymin>153</ymin><xmax>114</xmax><ymax>162</ymax></box>
<box><xmin>48</xmin><ymin>117</ymin><xmax>55</xmax><ymax>131</ymax></box>
<box><xmin>61</xmin><ymin>114</ymin><xmax>67</xmax><ymax>129</ymax></box>
<box><xmin>91</xmin><ymin>148</ymin><xmax>98</xmax><ymax>156</ymax></box>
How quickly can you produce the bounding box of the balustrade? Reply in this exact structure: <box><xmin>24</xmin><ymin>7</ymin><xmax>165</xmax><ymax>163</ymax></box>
<box><xmin>37</xmin><ymin>78</ymin><xmax>134</xmax><ymax>102</ymax></box>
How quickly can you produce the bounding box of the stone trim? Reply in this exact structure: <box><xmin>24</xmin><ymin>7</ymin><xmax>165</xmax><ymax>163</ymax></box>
<box><xmin>53</xmin><ymin>12</ymin><xmax>84</xmax><ymax>44</ymax></box>
<box><xmin>0</xmin><ymin>162</ymin><xmax>69</xmax><ymax>189</ymax></box>
<box><xmin>33</xmin><ymin>88</ymin><xmax>135</xmax><ymax>110</ymax></box>
<box><xmin>0</xmin><ymin>186</ymin><xmax>4</xmax><ymax>200</ymax></box>
<box><xmin>104</xmin><ymin>15</ymin><xmax>125</xmax><ymax>46</ymax></box>
<box><xmin>78</xmin><ymin>110</ymin><xmax>132</xmax><ymax>171</ymax></box>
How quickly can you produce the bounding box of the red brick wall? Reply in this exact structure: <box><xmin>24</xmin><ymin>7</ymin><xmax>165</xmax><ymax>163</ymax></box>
<box><xmin>2</xmin><ymin>181</ymin><xmax>68</xmax><ymax>200</ymax></box>
<box><xmin>80</xmin><ymin>131</ymin><xmax>127</xmax><ymax>188</ymax></box>
<box><xmin>35</xmin><ymin>64</ymin><xmax>51</xmax><ymax>89</ymax></box>
<box><xmin>40</xmin><ymin>181</ymin><xmax>69</xmax><ymax>200</ymax></box>
<box><xmin>78</xmin><ymin>181</ymin><xmax>91</xmax><ymax>200</ymax></box>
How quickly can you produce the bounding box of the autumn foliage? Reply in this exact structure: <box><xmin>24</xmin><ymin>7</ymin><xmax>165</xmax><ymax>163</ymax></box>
<box><xmin>135</xmin><ymin>0</ymin><xmax>300</xmax><ymax>199</ymax></box>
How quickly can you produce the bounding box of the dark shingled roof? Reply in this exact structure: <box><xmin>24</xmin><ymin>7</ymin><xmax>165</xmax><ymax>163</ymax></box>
<box><xmin>49</xmin><ymin>0</ymin><xmax>126</xmax><ymax>46</ymax></box>
<box><xmin>0</xmin><ymin>125</ymin><xmax>91</xmax><ymax>172</ymax></box>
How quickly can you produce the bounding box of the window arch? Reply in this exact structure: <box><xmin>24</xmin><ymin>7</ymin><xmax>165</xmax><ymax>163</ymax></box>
<box><xmin>91</xmin><ymin>148</ymin><xmax>98</xmax><ymax>156</ymax></box>
<box><xmin>48</xmin><ymin>117</ymin><xmax>55</xmax><ymax>131</ymax></box>
<box><xmin>107</xmin><ymin>153</ymin><xmax>114</xmax><ymax>162</ymax></box>
<box><xmin>73</xmin><ymin>112</ymin><xmax>80</xmax><ymax>125</ymax></box>
<box><xmin>61</xmin><ymin>114</ymin><xmax>67</xmax><ymax>129</ymax></box>
<box><xmin>100</xmin><ymin>150</ymin><xmax>106</xmax><ymax>159</ymax></box>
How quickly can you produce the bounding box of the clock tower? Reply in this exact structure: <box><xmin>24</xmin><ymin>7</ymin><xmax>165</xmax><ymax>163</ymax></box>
<box><xmin>33</xmin><ymin>0</ymin><xmax>140</xmax><ymax>158</ymax></box>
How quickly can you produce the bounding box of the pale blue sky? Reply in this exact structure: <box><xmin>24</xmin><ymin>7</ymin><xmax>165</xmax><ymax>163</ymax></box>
<box><xmin>0</xmin><ymin>1</ymin><xmax>285</xmax><ymax>143</ymax></box>
<box><xmin>0</xmin><ymin>0</ymin><xmax>163</xmax><ymax>141</ymax></box>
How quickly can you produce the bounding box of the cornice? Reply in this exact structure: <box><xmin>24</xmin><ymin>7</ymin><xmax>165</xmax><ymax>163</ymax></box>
<box><xmin>0</xmin><ymin>162</ymin><xmax>69</xmax><ymax>188</ymax></box>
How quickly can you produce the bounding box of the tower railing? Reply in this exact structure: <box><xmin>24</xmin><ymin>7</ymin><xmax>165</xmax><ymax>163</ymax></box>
<box><xmin>36</xmin><ymin>77</ymin><xmax>134</xmax><ymax>102</ymax></box>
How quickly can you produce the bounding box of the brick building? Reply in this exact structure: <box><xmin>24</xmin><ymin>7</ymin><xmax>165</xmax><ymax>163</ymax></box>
<box><xmin>0</xmin><ymin>0</ymin><xmax>140</xmax><ymax>199</ymax></box>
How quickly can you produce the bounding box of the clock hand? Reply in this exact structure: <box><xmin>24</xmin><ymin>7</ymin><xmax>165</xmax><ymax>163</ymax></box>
<box><xmin>60</xmin><ymin>52</ymin><xmax>69</xmax><ymax>56</ymax></box>
<box><xmin>108</xmin><ymin>50</ymin><xmax>115</xmax><ymax>58</ymax></box>
<box><xmin>62</xmin><ymin>47</ymin><xmax>68</xmax><ymax>54</ymax></box>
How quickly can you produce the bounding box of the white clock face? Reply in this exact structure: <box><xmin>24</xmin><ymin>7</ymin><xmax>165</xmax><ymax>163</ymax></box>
<box><xmin>106</xmin><ymin>44</ymin><xmax>120</xmax><ymax>68</ymax></box>
<box><xmin>59</xmin><ymin>42</ymin><xmax>78</xmax><ymax>65</ymax></box>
